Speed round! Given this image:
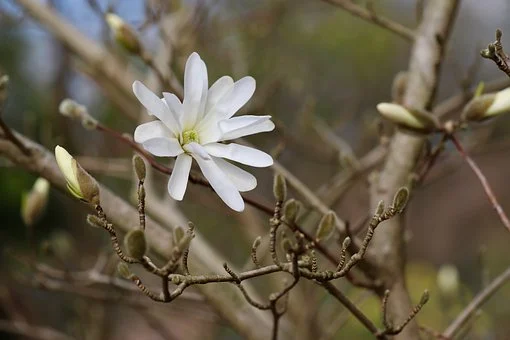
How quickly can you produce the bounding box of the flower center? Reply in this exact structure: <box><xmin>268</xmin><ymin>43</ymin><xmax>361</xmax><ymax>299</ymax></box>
<box><xmin>181</xmin><ymin>129</ymin><xmax>200</xmax><ymax>145</ymax></box>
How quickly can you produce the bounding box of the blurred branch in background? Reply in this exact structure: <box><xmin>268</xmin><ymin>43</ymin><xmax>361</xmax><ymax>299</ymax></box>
<box><xmin>443</xmin><ymin>265</ymin><xmax>510</xmax><ymax>338</ymax></box>
<box><xmin>319</xmin><ymin>0</ymin><xmax>415</xmax><ymax>41</ymax></box>
<box><xmin>0</xmin><ymin>319</ymin><xmax>74</xmax><ymax>340</ymax></box>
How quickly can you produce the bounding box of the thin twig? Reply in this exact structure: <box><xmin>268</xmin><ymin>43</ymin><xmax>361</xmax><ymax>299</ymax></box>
<box><xmin>416</xmin><ymin>134</ymin><xmax>448</xmax><ymax>183</ymax></box>
<box><xmin>443</xmin><ymin>265</ymin><xmax>510</xmax><ymax>338</ymax></box>
<box><xmin>320</xmin><ymin>0</ymin><xmax>415</xmax><ymax>41</ymax></box>
<box><xmin>321</xmin><ymin>282</ymin><xmax>384</xmax><ymax>338</ymax></box>
<box><xmin>480</xmin><ymin>29</ymin><xmax>510</xmax><ymax>78</ymax></box>
<box><xmin>449</xmin><ymin>134</ymin><xmax>510</xmax><ymax>233</ymax></box>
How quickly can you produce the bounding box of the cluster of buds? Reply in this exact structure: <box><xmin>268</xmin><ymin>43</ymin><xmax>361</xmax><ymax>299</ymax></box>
<box><xmin>55</xmin><ymin>146</ymin><xmax>100</xmax><ymax>205</ymax></box>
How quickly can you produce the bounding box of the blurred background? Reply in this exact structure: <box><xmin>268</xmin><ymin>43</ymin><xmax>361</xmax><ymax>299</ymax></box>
<box><xmin>1</xmin><ymin>0</ymin><xmax>510</xmax><ymax>339</ymax></box>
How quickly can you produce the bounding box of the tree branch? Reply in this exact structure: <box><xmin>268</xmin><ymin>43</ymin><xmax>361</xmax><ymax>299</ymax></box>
<box><xmin>320</xmin><ymin>0</ymin><xmax>415</xmax><ymax>41</ymax></box>
<box><xmin>365</xmin><ymin>1</ymin><xmax>460</xmax><ymax>339</ymax></box>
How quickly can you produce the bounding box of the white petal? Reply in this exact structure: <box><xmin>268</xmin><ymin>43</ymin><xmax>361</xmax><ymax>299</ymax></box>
<box><xmin>214</xmin><ymin>157</ymin><xmax>257</xmax><ymax>192</ymax></box>
<box><xmin>216</xmin><ymin>76</ymin><xmax>256</xmax><ymax>120</ymax></box>
<box><xmin>205</xmin><ymin>76</ymin><xmax>234</xmax><ymax>115</ymax></box>
<box><xmin>162</xmin><ymin>92</ymin><xmax>182</xmax><ymax>130</ymax></box>
<box><xmin>132</xmin><ymin>81</ymin><xmax>179</xmax><ymax>135</ymax></box>
<box><xmin>193</xmin><ymin>153</ymin><xmax>244</xmax><ymax>211</ymax></box>
<box><xmin>185</xmin><ymin>142</ymin><xmax>211</xmax><ymax>160</ymax></box>
<box><xmin>167</xmin><ymin>153</ymin><xmax>192</xmax><ymax>200</ymax></box>
<box><xmin>134</xmin><ymin>121</ymin><xmax>173</xmax><ymax>143</ymax></box>
<box><xmin>487</xmin><ymin>87</ymin><xmax>510</xmax><ymax>116</ymax></box>
<box><xmin>182</xmin><ymin>53</ymin><xmax>208</xmax><ymax>129</ymax></box>
<box><xmin>163</xmin><ymin>92</ymin><xmax>182</xmax><ymax>115</ymax></box>
<box><xmin>203</xmin><ymin>143</ymin><xmax>273</xmax><ymax>167</ymax></box>
<box><xmin>55</xmin><ymin>145</ymin><xmax>80</xmax><ymax>192</ymax></box>
<box><xmin>142</xmin><ymin>137</ymin><xmax>183</xmax><ymax>157</ymax></box>
<box><xmin>218</xmin><ymin>115</ymin><xmax>275</xmax><ymax>140</ymax></box>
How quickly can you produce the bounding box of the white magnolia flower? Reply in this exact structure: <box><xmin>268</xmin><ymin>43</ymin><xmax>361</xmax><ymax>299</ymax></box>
<box><xmin>133</xmin><ymin>52</ymin><xmax>275</xmax><ymax>211</ymax></box>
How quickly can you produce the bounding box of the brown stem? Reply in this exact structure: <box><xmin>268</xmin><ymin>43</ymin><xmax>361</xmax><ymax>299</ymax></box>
<box><xmin>321</xmin><ymin>282</ymin><xmax>384</xmax><ymax>338</ymax></box>
<box><xmin>449</xmin><ymin>134</ymin><xmax>510</xmax><ymax>233</ymax></box>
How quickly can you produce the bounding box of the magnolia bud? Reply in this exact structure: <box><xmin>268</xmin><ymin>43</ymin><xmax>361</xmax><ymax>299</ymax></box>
<box><xmin>133</xmin><ymin>155</ymin><xmax>146</xmax><ymax>182</ymax></box>
<box><xmin>392</xmin><ymin>187</ymin><xmax>409</xmax><ymax>213</ymax></box>
<box><xmin>124</xmin><ymin>229</ymin><xmax>147</xmax><ymax>260</ymax></box>
<box><xmin>106</xmin><ymin>13</ymin><xmax>142</xmax><ymax>54</ymax></box>
<box><xmin>462</xmin><ymin>88</ymin><xmax>510</xmax><ymax>122</ymax></box>
<box><xmin>21</xmin><ymin>178</ymin><xmax>50</xmax><ymax>226</ymax></box>
<box><xmin>375</xmin><ymin>200</ymin><xmax>385</xmax><ymax>216</ymax></box>
<box><xmin>55</xmin><ymin>146</ymin><xmax>100</xmax><ymax>205</ymax></box>
<box><xmin>86</xmin><ymin>214</ymin><xmax>103</xmax><ymax>228</ymax></box>
<box><xmin>273</xmin><ymin>174</ymin><xmax>287</xmax><ymax>202</ymax></box>
<box><xmin>59</xmin><ymin>99</ymin><xmax>97</xmax><ymax>130</ymax></box>
<box><xmin>315</xmin><ymin>211</ymin><xmax>336</xmax><ymax>242</ymax></box>
<box><xmin>420</xmin><ymin>290</ymin><xmax>430</xmax><ymax>305</ymax></box>
<box><xmin>437</xmin><ymin>264</ymin><xmax>459</xmax><ymax>297</ymax></box>
<box><xmin>117</xmin><ymin>262</ymin><xmax>132</xmax><ymax>279</ymax></box>
<box><xmin>376</xmin><ymin>103</ymin><xmax>439</xmax><ymax>134</ymax></box>
<box><xmin>283</xmin><ymin>199</ymin><xmax>299</xmax><ymax>222</ymax></box>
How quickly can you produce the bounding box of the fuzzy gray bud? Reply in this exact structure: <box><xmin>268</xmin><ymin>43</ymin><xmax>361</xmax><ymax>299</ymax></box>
<box><xmin>392</xmin><ymin>187</ymin><xmax>409</xmax><ymax>213</ymax></box>
<box><xmin>117</xmin><ymin>262</ymin><xmax>132</xmax><ymax>279</ymax></box>
<box><xmin>124</xmin><ymin>229</ymin><xmax>147</xmax><ymax>260</ymax></box>
<box><xmin>283</xmin><ymin>199</ymin><xmax>299</xmax><ymax>222</ymax></box>
<box><xmin>273</xmin><ymin>174</ymin><xmax>287</xmax><ymax>202</ymax></box>
<box><xmin>315</xmin><ymin>211</ymin><xmax>336</xmax><ymax>242</ymax></box>
<box><xmin>133</xmin><ymin>155</ymin><xmax>146</xmax><ymax>182</ymax></box>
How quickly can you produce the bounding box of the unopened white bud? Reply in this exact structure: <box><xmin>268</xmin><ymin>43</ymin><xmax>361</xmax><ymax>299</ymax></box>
<box><xmin>21</xmin><ymin>178</ymin><xmax>50</xmax><ymax>226</ymax></box>
<box><xmin>376</xmin><ymin>103</ymin><xmax>439</xmax><ymax>134</ymax></box>
<box><xmin>462</xmin><ymin>88</ymin><xmax>510</xmax><ymax>122</ymax></box>
<box><xmin>106</xmin><ymin>13</ymin><xmax>142</xmax><ymax>54</ymax></box>
<box><xmin>55</xmin><ymin>145</ymin><xmax>100</xmax><ymax>205</ymax></box>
